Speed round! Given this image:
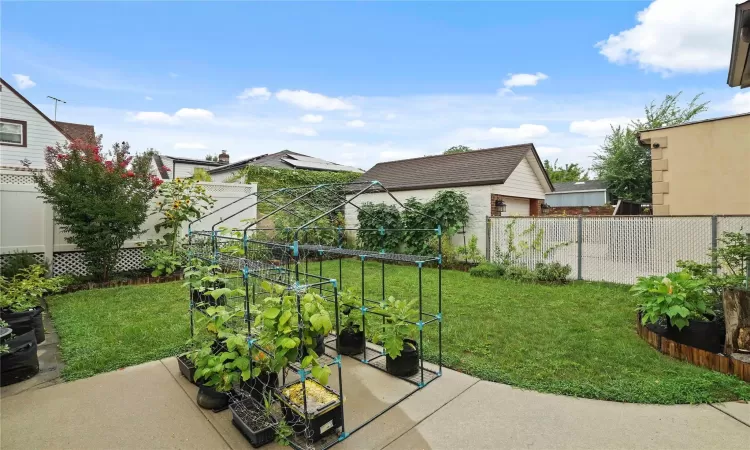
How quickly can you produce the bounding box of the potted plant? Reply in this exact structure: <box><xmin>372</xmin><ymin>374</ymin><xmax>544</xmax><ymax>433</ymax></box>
<box><xmin>183</xmin><ymin>262</ymin><xmax>228</xmax><ymax>309</ymax></box>
<box><xmin>378</xmin><ymin>296</ymin><xmax>420</xmax><ymax>377</ymax></box>
<box><xmin>277</xmin><ymin>379</ymin><xmax>343</xmax><ymax>443</ymax></box>
<box><xmin>338</xmin><ymin>290</ymin><xmax>365</xmax><ymax>356</ymax></box>
<box><xmin>229</xmin><ymin>394</ymin><xmax>278</xmax><ymax>448</ymax></box>
<box><xmin>0</xmin><ymin>318</ymin><xmax>40</xmax><ymax>386</ymax></box>
<box><xmin>0</xmin><ymin>265</ymin><xmax>65</xmax><ymax>344</ymax></box>
<box><xmin>633</xmin><ymin>270</ymin><xmax>721</xmax><ymax>352</ymax></box>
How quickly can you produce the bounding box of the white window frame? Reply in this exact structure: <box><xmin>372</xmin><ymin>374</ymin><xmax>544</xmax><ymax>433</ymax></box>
<box><xmin>0</xmin><ymin>119</ymin><xmax>26</xmax><ymax>147</ymax></box>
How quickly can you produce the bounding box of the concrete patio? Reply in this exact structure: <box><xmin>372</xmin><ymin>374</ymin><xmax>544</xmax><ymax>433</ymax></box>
<box><xmin>1</xmin><ymin>357</ymin><xmax>748</xmax><ymax>450</ymax></box>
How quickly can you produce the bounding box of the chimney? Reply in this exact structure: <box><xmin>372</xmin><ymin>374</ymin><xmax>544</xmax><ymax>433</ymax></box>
<box><xmin>218</xmin><ymin>150</ymin><xmax>229</xmax><ymax>164</ymax></box>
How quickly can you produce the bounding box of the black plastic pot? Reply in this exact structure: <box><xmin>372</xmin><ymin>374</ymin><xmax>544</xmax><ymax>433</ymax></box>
<box><xmin>177</xmin><ymin>354</ymin><xmax>197</xmax><ymax>385</ymax></box>
<box><xmin>1</xmin><ymin>307</ymin><xmax>44</xmax><ymax>344</ymax></box>
<box><xmin>230</xmin><ymin>398</ymin><xmax>277</xmax><ymax>448</ymax></box>
<box><xmin>386</xmin><ymin>339</ymin><xmax>419</xmax><ymax>377</ymax></box>
<box><xmin>240</xmin><ymin>371</ymin><xmax>279</xmax><ymax>403</ymax></box>
<box><xmin>1</xmin><ymin>331</ymin><xmax>39</xmax><ymax>386</ymax></box>
<box><xmin>196</xmin><ymin>384</ymin><xmax>229</xmax><ymax>410</ymax></box>
<box><xmin>338</xmin><ymin>325</ymin><xmax>365</xmax><ymax>356</ymax></box>
<box><xmin>301</xmin><ymin>335</ymin><xmax>326</xmax><ymax>358</ymax></box>
<box><xmin>667</xmin><ymin>319</ymin><xmax>723</xmax><ymax>353</ymax></box>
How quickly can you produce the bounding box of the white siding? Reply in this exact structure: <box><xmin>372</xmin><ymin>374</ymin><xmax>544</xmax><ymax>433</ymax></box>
<box><xmin>346</xmin><ymin>185</ymin><xmax>491</xmax><ymax>253</ymax></box>
<box><xmin>502</xmin><ymin>197</ymin><xmax>531</xmax><ymax>216</ymax></box>
<box><xmin>210</xmin><ymin>170</ymin><xmax>240</xmax><ymax>183</ymax></box>
<box><xmin>490</xmin><ymin>153</ymin><xmax>547</xmax><ymax>199</ymax></box>
<box><xmin>0</xmin><ymin>82</ymin><xmax>67</xmax><ymax>169</ymax></box>
<box><xmin>160</xmin><ymin>156</ymin><xmax>218</xmax><ymax>179</ymax></box>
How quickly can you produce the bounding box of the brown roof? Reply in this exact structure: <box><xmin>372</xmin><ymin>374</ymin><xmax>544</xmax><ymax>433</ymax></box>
<box><xmin>357</xmin><ymin>144</ymin><xmax>551</xmax><ymax>191</ymax></box>
<box><xmin>56</xmin><ymin>121</ymin><xmax>96</xmax><ymax>144</ymax></box>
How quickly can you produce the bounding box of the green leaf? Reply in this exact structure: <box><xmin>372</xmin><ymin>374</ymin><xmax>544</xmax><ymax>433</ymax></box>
<box><xmin>279</xmin><ymin>310</ymin><xmax>292</xmax><ymax>327</ymax></box>
<box><xmin>264</xmin><ymin>307</ymin><xmax>281</xmax><ymax>319</ymax></box>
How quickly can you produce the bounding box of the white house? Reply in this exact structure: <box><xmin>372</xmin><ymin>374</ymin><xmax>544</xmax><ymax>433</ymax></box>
<box><xmin>545</xmin><ymin>180</ymin><xmax>609</xmax><ymax>207</ymax></box>
<box><xmin>347</xmin><ymin>144</ymin><xmax>553</xmax><ymax>252</ymax></box>
<box><xmin>0</xmin><ymin>77</ymin><xmax>79</xmax><ymax>169</ymax></box>
<box><xmin>208</xmin><ymin>150</ymin><xmax>363</xmax><ymax>183</ymax></box>
<box><xmin>152</xmin><ymin>151</ymin><xmax>228</xmax><ymax>180</ymax></box>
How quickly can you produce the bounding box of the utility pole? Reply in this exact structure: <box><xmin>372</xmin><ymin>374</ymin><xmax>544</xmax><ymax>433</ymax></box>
<box><xmin>47</xmin><ymin>96</ymin><xmax>66</xmax><ymax>121</ymax></box>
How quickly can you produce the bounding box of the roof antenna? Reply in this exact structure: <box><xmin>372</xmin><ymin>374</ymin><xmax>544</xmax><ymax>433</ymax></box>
<box><xmin>47</xmin><ymin>95</ymin><xmax>66</xmax><ymax>121</ymax></box>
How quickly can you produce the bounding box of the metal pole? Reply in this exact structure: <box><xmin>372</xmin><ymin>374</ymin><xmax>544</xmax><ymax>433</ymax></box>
<box><xmin>711</xmin><ymin>215</ymin><xmax>718</xmax><ymax>275</ymax></box>
<box><xmin>577</xmin><ymin>216</ymin><xmax>583</xmax><ymax>281</ymax></box>
<box><xmin>485</xmin><ymin>216</ymin><xmax>491</xmax><ymax>261</ymax></box>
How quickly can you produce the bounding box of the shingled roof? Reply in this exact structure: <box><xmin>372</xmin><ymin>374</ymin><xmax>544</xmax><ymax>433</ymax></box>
<box><xmin>56</xmin><ymin>121</ymin><xmax>96</xmax><ymax>145</ymax></box>
<box><xmin>357</xmin><ymin>144</ymin><xmax>551</xmax><ymax>191</ymax></box>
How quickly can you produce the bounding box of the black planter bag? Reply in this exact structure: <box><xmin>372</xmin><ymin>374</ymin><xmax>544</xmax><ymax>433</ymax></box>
<box><xmin>386</xmin><ymin>339</ymin><xmax>419</xmax><ymax>377</ymax></box>
<box><xmin>1</xmin><ymin>307</ymin><xmax>44</xmax><ymax>344</ymax></box>
<box><xmin>338</xmin><ymin>326</ymin><xmax>365</xmax><ymax>356</ymax></box>
<box><xmin>0</xmin><ymin>331</ymin><xmax>40</xmax><ymax>386</ymax></box>
<box><xmin>301</xmin><ymin>335</ymin><xmax>326</xmax><ymax>358</ymax></box>
<box><xmin>197</xmin><ymin>383</ymin><xmax>229</xmax><ymax>410</ymax></box>
<box><xmin>240</xmin><ymin>371</ymin><xmax>279</xmax><ymax>403</ymax></box>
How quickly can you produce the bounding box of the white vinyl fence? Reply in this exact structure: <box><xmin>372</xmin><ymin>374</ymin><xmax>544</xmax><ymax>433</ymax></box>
<box><xmin>487</xmin><ymin>215</ymin><xmax>750</xmax><ymax>285</ymax></box>
<box><xmin>0</xmin><ymin>169</ymin><xmax>257</xmax><ymax>275</ymax></box>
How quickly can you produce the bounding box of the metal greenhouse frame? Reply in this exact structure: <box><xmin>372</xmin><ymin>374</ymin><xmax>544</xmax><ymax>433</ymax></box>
<box><xmin>186</xmin><ymin>181</ymin><xmax>443</xmax><ymax>450</ymax></box>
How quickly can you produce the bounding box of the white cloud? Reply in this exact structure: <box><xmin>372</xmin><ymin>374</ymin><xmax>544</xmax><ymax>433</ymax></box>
<box><xmin>569</xmin><ymin>117</ymin><xmax>636</xmax><ymax>137</ymax></box>
<box><xmin>346</xmin><ymin>120</ymin><xmax>366</xmax><ymax>128</ymax></box>
<box><xmin>488</xmin><ymin>124</ymin><xmax>549</xmax><ymax>140</ymax></box>
<box><xmin>503</xmin><ymin>72</ymin><xmax>549</xmax><ymax>88</ymax></box>
<box><xmin>168</xmin><ymin>72</ymin><xmax>179</xmax><ymax>78</ymax></box>
<box><xmin>174</xmin><ymin>142</ymin><xmax>208</xmax><ymax>150</ymax></box>
<box><xmin>282</xmin><ymin>126</ymin><xmax>318</xmax><ymax>137</ymax></box>
<box><xmin>174</xmin><ymin>108</ymin><xmax>214</xmax><ymax>120</ymax></box>
<box><xmin>537</xmin><ymin>146</ymin><xmax>563</xmax><ymax>155</ymax></box>
<box><xmin>130</xmin><ymin>108</ymin><xmax>214</xmax><ymax>124</ymax></box>
<box><xmin>12</xmin><ymin>74</ymin><xmax>36</xmax><ymax>89</ymax></box>
<box><xmin>729</xmin><ymin>92</ymin><xmax>750</xmax><ymax>114</ymax></box>
<box><xmin>238</xmin><ymin>87</ymin><xmax>271</xmax><ymax>100</ymax></box>
<box><xmin>596</xmin><ymin>0</ymin><xmax>734</xmax><ymax>74</ymax></box>
<box><xmin>145</xmin><ymin>96</ymin><xmax>153</xmax><ymax>101</ymax></box>
<box><xmin>276</xmin><ymin>89</ymin><xmax>353</xmax><ymax>111</ymax></box>
<box><xmin>300</xmin><ymin>114</ymin><xmax>324</xmax><ymax>123</ymax></box>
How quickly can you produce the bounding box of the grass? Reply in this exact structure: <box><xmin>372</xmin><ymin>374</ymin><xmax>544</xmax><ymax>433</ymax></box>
<box><xmin>47</xmin><ymin>260</ymin><xmax>750</xmax><ymax>404</ymax></box>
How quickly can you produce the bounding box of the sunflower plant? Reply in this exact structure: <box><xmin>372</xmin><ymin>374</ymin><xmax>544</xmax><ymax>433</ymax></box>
<box><xmin>153</xmin><ymin>178</ymin><xmax>215</xmax><ymax>255</ymax></box>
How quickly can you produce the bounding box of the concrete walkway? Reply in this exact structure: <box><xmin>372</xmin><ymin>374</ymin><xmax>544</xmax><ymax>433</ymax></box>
<box><xmin>1</xmin><ymin>357</ymin><xmax>748</xmax><ymax>450</ymax></box>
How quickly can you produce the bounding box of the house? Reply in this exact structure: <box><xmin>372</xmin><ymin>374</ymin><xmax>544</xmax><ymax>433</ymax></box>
<box><xmin>728</xmin><ymin>0</ymin><xmax>750</xmax><ymax>88</ymax></box>
<box><xmin>0</xmin><ymin>77</ymin><xmax>93</xmax><ymax>170</ymax></box>
<box><xmin>208</xmin><ymin>150</ymin><xmax>363</xmax><ymax>183</ymax></box>
<box><xmin>153</xmin><ymin>151</ymin><xmax>229</xmax><ymax>180</ymax></box>
<box><xmin>543</xmin><ymin>180</ymin><xmax>616</xmax><ymax>215</ymax></box>
<box><xmin>347</xmin><ymin>144</ymin><xmax>553</xmax><ymax>251</ymax></box>
<box><xmin>638</xmin><ymin>112</ymin><xmax>750</xmax><ymax>215</ymax></box>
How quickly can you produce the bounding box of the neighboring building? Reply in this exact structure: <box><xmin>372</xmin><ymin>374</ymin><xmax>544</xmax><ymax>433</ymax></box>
<box><xmin>55</xmin><ymin>121</ymin><xmax>96</xmax><ymax>145</ymax></box>
<box><xmin>348</xmin><ymin>144</ymin><xmax>553</xmax><ymax>251</ymax></box>
<box><xmin>0</xmin><ymin>77</ymin><xmax>84</xmax><ymax>170</ymax></box>
<box><xmin>638</xmin><ymin>113</ymin><xmax>750</xmax><ymax>216</ymax></box>
<box><xmin>545</xmin><ymin>180</ymin><xmax>609</xmax><ymax>207</ymax></box>
<box><xmin>153</xmin><ymin>151</ymin><xmax>228</xmax><ymax>180</ymax></box>
<box><xmin>728</xmin><ymin>0</ymin><xmax>750</xmax><ymax>89</ymax></box>
<box><xmin>208</xmin><ymin>150</ymin><xmax>363</xmax><ymax>183</ymax></box>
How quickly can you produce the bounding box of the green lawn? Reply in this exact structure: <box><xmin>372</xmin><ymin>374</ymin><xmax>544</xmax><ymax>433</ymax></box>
<box><xmin>47</xmin><ymin>260</ymin><xmax>750</xmax><ymax>404</ymax></box>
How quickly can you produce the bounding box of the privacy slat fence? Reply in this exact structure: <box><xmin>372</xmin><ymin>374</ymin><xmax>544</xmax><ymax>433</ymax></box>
<box><xmin>487</xmin><ymin>215</ymin><xmax>750</xmax><ymax>285</ymax></box>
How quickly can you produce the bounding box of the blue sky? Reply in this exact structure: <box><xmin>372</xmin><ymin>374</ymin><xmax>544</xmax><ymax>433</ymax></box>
<box><xmin>2</xmin><ymin>1</ymin><xmax>747</xmax><ymax>171</ymax></box>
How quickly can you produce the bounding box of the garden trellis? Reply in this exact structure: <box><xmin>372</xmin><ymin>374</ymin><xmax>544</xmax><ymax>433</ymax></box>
<box><xmin>186</xmin><ymin>181</ymin><xmax>443</xmax><ymax>450</ymax></box>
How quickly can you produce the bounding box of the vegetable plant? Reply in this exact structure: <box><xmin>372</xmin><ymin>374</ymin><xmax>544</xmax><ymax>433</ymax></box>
<box><xmin>140</xmin><ymin>239</ymin><xmax>184</xmax><ymax>277</ymax></box>
<box><xmin>632</xmin><ymin>270</ymin><xmax>714</xmax><ymax>330</ymax></box>
<box><xmin>153</xmin><ymin>177</ymin><xmax>215</xmax><ymax>256</ymax></box>
<box><xmin>376</xmin><ymin>296</ymin><xmax>418</xmax><ymax>359</ymax></box>
<box><xmin>0</xmin><ymin>265</ymin><xmax>66</xmax><ymax>312</ymax></box>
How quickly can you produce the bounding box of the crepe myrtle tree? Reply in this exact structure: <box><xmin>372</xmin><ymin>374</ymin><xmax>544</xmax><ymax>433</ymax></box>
<box><xmin>34</xmin><ymin>139</ymin><xmax>162</xmax><ymax>281</ymax></box>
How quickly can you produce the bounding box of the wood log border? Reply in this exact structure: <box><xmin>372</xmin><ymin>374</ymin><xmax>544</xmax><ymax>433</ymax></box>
<box><xmin>636</xmin><ymin>315</ymin><xmax>750</xmax><ymax>383</ymax></box>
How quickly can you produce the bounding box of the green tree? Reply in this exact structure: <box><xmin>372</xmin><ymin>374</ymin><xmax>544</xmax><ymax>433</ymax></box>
<box><xmin>593</xmin><ymin>92</ymin><xmax>707</xmax><ymax>203</ymax></box>
<box><xmin>543</xmin><ymin>159</ymin><xmax>590</xmax><ymax>183</ymax></box>
<box><xmin>443</xmin><ymin>145</ymin><xmax>472</xmax><ymax>155</ymax></box>
<box><xmin>34</xmin><ymin>139</ymin><xmax>160</xmax><ymax>280</ymax></box>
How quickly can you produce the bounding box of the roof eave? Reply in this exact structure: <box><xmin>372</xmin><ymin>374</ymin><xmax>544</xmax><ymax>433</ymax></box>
<box><xmin>371</xmin><ymin>178</ymin><xmax>507</xmax><ymax>192</ymax></box>
<box><xmin>728</xmin><ymin>1</ymin><xmax>750</xmax><ymax>88</ymax></box>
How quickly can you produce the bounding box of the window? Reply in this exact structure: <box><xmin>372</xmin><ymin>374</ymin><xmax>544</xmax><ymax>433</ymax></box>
<box><xmin>0</xmin><ymin>119</ymin><xmax>26</xmax><ymax>147</ymax></box>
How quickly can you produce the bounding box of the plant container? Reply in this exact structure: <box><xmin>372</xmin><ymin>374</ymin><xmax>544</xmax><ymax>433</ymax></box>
<box><xmin>230</xmin><ymin>397</ymin><xmax>277</xmax><ymax>448</ymax></box>
<box><xmin>196</xmin><ymin>383</ymin><xmax>229</xmax><ymax>410</ymax></box>
<box><xmin>278</xmin><ymin>380</ymin><xmax>343</xmax><ymax>443</ymax></box>
<box><xmin>240</xmin><ymin>371</ymin><xmax>279</xmax><ymax>403</ymax></box>
<box><xmin>668</xmin><ymin>319</ymin><xmax>722</xmax><ymax>353</ymax></box>
<box><xmin>1</xmin><ymin>306</ymin><xmax>44</xmax><ymax>344</ymax></box>
<box><xmin>177</xmin><ymin>354</ymin><xmax>197</xmax><ymax>385</ymax></box>
<box><xmin>337</xmin><ymin>326</ymin><xmax>365</xmax><ymax>356</ymax></box>
<box><xmin>301</xmin><ymin>335</ymin><xmax>326</xmax><ymax>358</ymax></box>
<box><xmin>386</xmin><ymin>339</ymin><xmax>419</xmax><ymax>377</ymax></box>
<box><xmin>0</xmin><ymin>327</ymin><xmax>11</xmax><ymax>340</ymax></box>
<box><xmin>0</xmin><ymin>330</ymin><xmax>39</xmax><ymax>386</ymax></box>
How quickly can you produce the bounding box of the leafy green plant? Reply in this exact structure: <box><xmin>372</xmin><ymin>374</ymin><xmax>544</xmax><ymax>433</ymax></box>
<box><xmin>457</xmin><ymin>235</ymin><xmax>485</xmax><ymax>264</ymax></box>
<box><xmin>632</xmin><ymin>271</ymin><xmax>714</xmax><ymax>330</ymax></box>
<box><xmin>376</xmin><ymin>296</ymin><xmax>418</xmax><ymax>359</ymax></box>
<box><xmin>140</xmin><ymin>239</ymin><xmax>184</xmax><ymax>277</ymax></box>
<box><xmin>182</xmin><ymin>262</ymin><xmax>224</xmax><ymax>294</ymax></box>
<box><xmin>153</xmin><ymin>178</ymin><xmax>215</xmax><ymax>256</ymax></box>
<box><xmin>0</xmin><ymin>265</ymin><xmax>66</xmax><ymax>312</ymax></box>
<box><xmin>357</xmin><ymin>202</ymin><xmax>402</xmax><ymax>252</ymax></box>
<box><xmin>1</xmin><ymin>251</ymin><xmax>48</xmax><ymax>279</ymax></box>
<box><xmin>469</xmin><ymin>263</ymin><xmax>506</xmax><ymax>278</ymax></box>
<box><xmin>533</xmin><ymin>262</ymin><xmax>572</xmax><ymax>283</ymax></box>
<box><xmin>339</xmin><ymin>289</ymin><xmax>362</xmax><ymax>330</ymax></box>
<box><xmin>34</xmin><ymin>140</ymin><xmax>160</xmax><ymax>281</ymax></box>
<box><xmin>504</xmin><ymin>264</ymin><xmax>535</xmax><ymax>283</ymax></box>
<box><xmin>233</xmin><ymin>165</ymin><xmax>361</xmax><ymax>191</ymax></box>
<box><xmin>0</xmin><ymin>318</ymin><xmax>9</xmax><ymax>354</ymax></box>
<box><xmin>191</xmin><ymin>167</ymin><xmax>213</xmax><ymax>182</ymax></box>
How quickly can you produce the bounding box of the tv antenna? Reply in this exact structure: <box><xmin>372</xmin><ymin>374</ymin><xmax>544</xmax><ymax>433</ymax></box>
<box><xmin>47</xmin><ymin>96</ymin><xmax>66</xmax><ymax>121</ymax></box>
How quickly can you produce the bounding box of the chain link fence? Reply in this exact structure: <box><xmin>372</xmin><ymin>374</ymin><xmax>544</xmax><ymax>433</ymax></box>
<box><xmin>487</xmin><ymin>215</ymin><xmax>750</xmax><ymax>284</ymax></box>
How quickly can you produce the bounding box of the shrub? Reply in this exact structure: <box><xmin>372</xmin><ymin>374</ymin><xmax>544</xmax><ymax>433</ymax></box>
<box><xmin>34</xmin><ymin>140</ymin><xmax>161</xmax><ymax>281</ymax></box>
<box><xmin>469</xmin><ymin>263</ymin><xmax>505</xmax><ymax>278</ymax></box>
<box><xmin>1</xmin><ymin>251</ymin><xmax>48</xmax><ymax>279</ymax></box>
<box><xmin>533</xmin><ymin>262</ymin><xmax>572</xmax><ymax>283</ymax></box>
<box><xmin>631</xmin><ymin>270</ymin><xmax>714</xmax><ymax>330</ymax></box>
<box><xmin>504</xmin><ymin>264</ymin><xmax>535</xmax><ymax>282</ymax></box>
<box><xmin>357</xmin><ymin>202</ymin><xmax>401</xmax><ymax>252</ymax></box>
<box><xmin>0</xmin><ymin>265</ymin><xmax>66</xmax><ymax>312</ymax></box>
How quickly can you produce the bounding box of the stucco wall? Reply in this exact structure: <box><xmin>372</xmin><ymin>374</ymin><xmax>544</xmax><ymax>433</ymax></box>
<box><xmin>640</xmin><ymin>114</ymin><xmax>750</xmax><ymax>215</ymax></box>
